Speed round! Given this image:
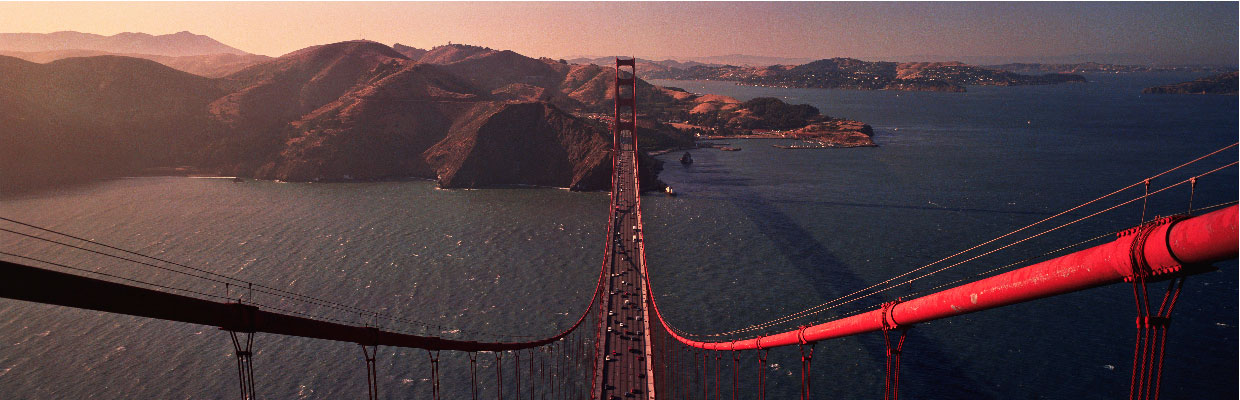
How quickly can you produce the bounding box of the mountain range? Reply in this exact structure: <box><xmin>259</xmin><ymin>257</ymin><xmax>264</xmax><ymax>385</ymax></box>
<box><xmin>0</xmin><ymin>31</ymin><xmax>270</xmax><ymax>78</ymax></box>
<box><xmin>568</xmin><ymin>54</ymin><xmax>815</xmax><ymax>68</ymax></box>
<box><xmin>2</xmin><ymin>37</ymin><xmax>860</xmax><ymax>192</ymax></box>
<box><xmin>1142</xmin><ymin>72</ymin><xmax>1238</xmax><ymax>95</ymax></box>
<box><xmin>0</xmin><ymin>31</ymin><xmax>249</xmax><ymax>56</ymax></box>
<box><xmin>643</xmin><ymin>58</ymin><xmax>1087</xmax><ymax>92</ymax></box>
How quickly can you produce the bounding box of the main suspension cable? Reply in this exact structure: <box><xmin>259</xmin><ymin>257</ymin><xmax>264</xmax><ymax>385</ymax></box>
<box><xmin>662</xmin><ymin>151</ymin><xmax>1237</xmax><ymax>340</ymax></box>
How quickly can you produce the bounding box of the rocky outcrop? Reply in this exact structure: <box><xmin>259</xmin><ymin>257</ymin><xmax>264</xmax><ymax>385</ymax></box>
<box><xmin>1142</xmin><ymin>72</ymin><xmax>1238</xmax><ymax>95</ymax></box>
<box><xmin>790</xmin><ymin>120</ymin><xmax>875</xmax><ymax>147</ymax></box>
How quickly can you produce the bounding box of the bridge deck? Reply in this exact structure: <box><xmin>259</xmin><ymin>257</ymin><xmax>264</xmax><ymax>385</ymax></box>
<box><xmin>598</xmin><ymin>139</ymin><xmax>655</xmax><ymax>399</ymax></box>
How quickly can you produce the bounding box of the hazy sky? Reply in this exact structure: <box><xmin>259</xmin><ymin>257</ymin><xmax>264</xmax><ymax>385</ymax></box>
<box><xmin>1</xmin><ymin>2</ymin><xmax>1235</xmax><ymax>64</ymax></box>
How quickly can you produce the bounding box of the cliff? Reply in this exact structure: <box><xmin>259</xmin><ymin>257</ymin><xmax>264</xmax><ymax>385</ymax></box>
<box><xmin>1142</xmin><ymin>72</ymin><xmax>1238</xmax><ymax>95</ymax></box>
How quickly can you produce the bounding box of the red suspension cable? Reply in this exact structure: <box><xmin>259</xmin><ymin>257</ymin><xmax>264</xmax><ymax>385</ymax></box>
<box><xmin>757</xmin><ymin>349</ymin><xmax>768</xmax><ymax>400</ymax></box>
<box><xmin>799</xmin><ymin>341</ymin><xmax>815</xmax><ymax>400</ymax></box>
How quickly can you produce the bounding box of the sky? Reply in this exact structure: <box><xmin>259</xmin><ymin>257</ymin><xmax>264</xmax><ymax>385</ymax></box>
<box><xmin>0</xmin><ymin>2</ymin><xmax>1236</xmax><ymax>65</ymax></box>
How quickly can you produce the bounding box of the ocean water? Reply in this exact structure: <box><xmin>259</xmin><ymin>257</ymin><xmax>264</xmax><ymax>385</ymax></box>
<box><xmin>0</xmin><ymin>71</ymin><xmax>1236</xmax><ymax>399</ymax></box>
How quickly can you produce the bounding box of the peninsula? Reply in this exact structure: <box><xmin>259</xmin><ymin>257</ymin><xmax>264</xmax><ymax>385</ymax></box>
<box><xmin>644</xmin><ymin>58</ymin><xmax>1087</xmax><ymax>92</ymax></box>
<box><xmin>0</xmin><ymin>35</ymin><xmax>871</xmax><ymax>192</ymax></box>
<box><xmin>1142</xmin><ymin>72</ymin><xmax>1238</xmax><ymax>95</ymax></box>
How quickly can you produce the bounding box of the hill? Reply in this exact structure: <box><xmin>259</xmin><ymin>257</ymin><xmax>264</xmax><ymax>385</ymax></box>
<box><xmin>417</xmin><ymin>43</ymin><xmax>496</xmax><ymax>64</ymax></box>
<box><xmin>0</xmin><ymin>31</ymin><xmax>249</xmax><ymax>57</ymax></box>
<box><xmin>0</xmin><ymin>55</ymin><xmax>228</xmax><ymax>190</ymax></box>
<box><xmin>392</xmin><ymin>43</ymin><xmax>428</xmax><ymax>60</ymax></box>
<box><xmin>984</xmin><ymin>62</ymin><xmax>1235</xmax><ymax>74</ymax></box>
<box><xmin>2</xmin><ymin>41</ymin><xmax>867</xmax><ymax>192</ymax></box>
<box><xmin>205</xmin><ymin>41</ymin><xmax>629</xmax><ymax>189</ymax></box>
<box><xmin>1142</xmin><ymin>72</ymin><xmax>1238</xmax><ymax>95</ymax></box>
<box><xmin>0</xmin><ymin>49</ymin><xmax>271</xmax><ymax>78</ymax></box>
<box><xmin>644</xmin><ymin>57</ymin><xmax>1087</xmax><ymax>92</ymax></box>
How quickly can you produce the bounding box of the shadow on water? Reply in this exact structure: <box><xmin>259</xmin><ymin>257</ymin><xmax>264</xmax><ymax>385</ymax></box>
<box><xmin>703</xmin><ymin>162</ymin><xmax>1000</xmax><ymax>399</ymax></box>
<box><xmin>690</xmin><ymin>193</ymin><xmax>1054</xmax><ymax>217</ymax></box>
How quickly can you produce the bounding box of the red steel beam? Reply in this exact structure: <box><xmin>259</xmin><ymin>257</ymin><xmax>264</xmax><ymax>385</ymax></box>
<box><xmin>646</xmin><ymin>205</ymin><xmax>1238</xmax><ymax>351</ymax></box>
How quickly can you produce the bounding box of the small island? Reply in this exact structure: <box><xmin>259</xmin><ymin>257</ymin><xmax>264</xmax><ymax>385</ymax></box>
<box><xmin>656</xmin><ymin>94</ymin><xmax>875</xmax><ymax>149</ymax></box>
<box><xmin>1142</xmin><ymin>72</ymin><xmax>1238</xmax><ymax>95</ymax></box>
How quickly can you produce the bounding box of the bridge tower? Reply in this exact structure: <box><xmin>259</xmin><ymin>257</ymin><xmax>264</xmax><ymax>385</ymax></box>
<box><xmin>595</xmin><ymin>57</ymin><xmax>657</xmax><ymax>400</ymax></box>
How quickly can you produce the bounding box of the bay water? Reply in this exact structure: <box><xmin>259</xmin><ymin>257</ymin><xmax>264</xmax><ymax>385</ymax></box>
<box><xmin>0</xmin><ymin>72</ymin><xmax>1235</xmax><ymax>399</ymax></box>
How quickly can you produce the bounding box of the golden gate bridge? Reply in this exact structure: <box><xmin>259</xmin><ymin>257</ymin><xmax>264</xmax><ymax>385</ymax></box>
<box><xmin>0</xmin><ymin>58</ymin><xmax>1236</xmax><ymax>400</ymax></box>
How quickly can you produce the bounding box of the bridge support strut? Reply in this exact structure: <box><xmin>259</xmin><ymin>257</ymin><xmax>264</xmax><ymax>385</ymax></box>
<box><xmin>229</xmin><ymin>330</ymin><xmax>256</xmax><ymax>400</ymax></box>
<box><xmin>361</xmin><ymin>344</ymin><xmax>378</xmax><ymax>400</ymax></box>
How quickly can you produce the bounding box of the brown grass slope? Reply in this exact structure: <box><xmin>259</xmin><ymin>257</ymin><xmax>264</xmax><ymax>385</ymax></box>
<box><xmin>0</xmin><ymin>49</ymin><xmax>272</xmax><ymax>78</ymax></box>
<box><xmin>425</xmin><ymin>102</ymin><xmax>612</xmax><ymax>189</ymax></box>
<box><xmin>0</xmin><ymin>31</ymin><xmax>249</xmax><ymax>57</ymax></box>
<box><xmin>0</xmin><ymin>55</ymin><xmax>227</xmax><ymax>189</ymax></box>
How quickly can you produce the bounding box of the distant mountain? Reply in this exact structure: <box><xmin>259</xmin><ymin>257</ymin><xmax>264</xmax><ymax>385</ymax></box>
<box><xmin>3</xmin><ymin>40</ymin><xmax>857</xmax><ymax>192</ymax></box>
<box><xmin>645</xmin><ymin>58</ymin><xmax>1087</xmax><ymax>92</ymax></box>
<box><xmin>683</xmin><ymin>54</ymin><xmax>815</xmax><ymax>67</ymax></box>
<box><xmin>569</xmin><ymin>56</ymin><xmax>720</xmax><ymax>69</ymax></box>
<box><xmin>0</xmin><ymin>31</ymin><xmax>249</xmax><ymax>57</ymax></box>
<box><xmin>862</xmin><ymin>53</ymin><xmax>1158</xmax><ymax>66</ymax></box>
<box><xmin>0</xmin><ymin>49</ymin><xmax>271</xmax><ymax>78</ymax></box>
<box><xmin>392</xmin><ymin>43</ymin><xmax>427</xmax><ymax>60</ymax></box>
<box><xmin>984</xmin><ymin>62</ymin><xmax>1235</xmax><ymax>74</ymax></box>
<box><xmin>1142</xmin><ymin>72</ymin><xmax>1238</xmax><ymax>95</ymax></box>
<box><xmin>417</xmin><ymin>43</ymin><xmax>496</xmax><ymax>64</ymax></box>
<box><xmin>0</xmin><ymin>55</ymin><xmax>227</xmax><ymax>189</ymax></box>
<box><xmin>566</xmin><ymin>57</ymin><xmax>721</xmax><ymax>78</ymax></box>
<box><xmin>570</xmin><ymin>54</ymin><xmax>813</xmax><ymax>68</ymax></box>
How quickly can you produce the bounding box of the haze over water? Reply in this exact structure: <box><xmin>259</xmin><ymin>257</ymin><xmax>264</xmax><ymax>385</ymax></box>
<box><xmin>1</xmin><ymin>70</ymin><xmax>1235</xmax><ymax>399</ymax></box>
<box><xmin>1</xmin><ymin>2</ymin><xmax>1236</xmax><ymax>65</ymax></box>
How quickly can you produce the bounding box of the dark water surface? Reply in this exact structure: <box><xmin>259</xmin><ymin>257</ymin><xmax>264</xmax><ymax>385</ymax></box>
<box><xmin>1</xmin><ymin>72</ymin><xmax>1236</xmax><ymax>399</ymax></box>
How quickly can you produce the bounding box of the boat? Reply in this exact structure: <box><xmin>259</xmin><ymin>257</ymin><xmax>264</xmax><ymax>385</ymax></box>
<box><xmin>680</xmin><ymin>152</ymin><xmax>693</xmax><ymax>165</ymax></box>
<box><xmin>720</xmin><ymin>146</ymin><xmax>741</xmax><ymax>151</ymax></box>
<box><xmin>664</xmin><ymin>186</ymin><xmax>677</xmax><ymax>196</ymax></box>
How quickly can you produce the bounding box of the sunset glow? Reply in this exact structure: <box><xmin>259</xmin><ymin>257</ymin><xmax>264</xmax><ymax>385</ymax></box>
<box><xmin>0</xmin><ymin>1</ymin><xmax>1235</xmax><ymax>64</ymax></box>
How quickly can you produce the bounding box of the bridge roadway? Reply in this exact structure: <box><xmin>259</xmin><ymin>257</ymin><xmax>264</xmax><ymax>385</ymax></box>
<box><xmin>597</xmin><ymin>135</ymin><xmax>656</xmax><ymax>400</ymax></box>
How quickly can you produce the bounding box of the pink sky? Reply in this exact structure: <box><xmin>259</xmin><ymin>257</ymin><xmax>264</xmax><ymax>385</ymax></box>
<box><xmin>0</xmin><ymin>2</ymin><xmax>1234</xmax><ymax>64</ymax></box>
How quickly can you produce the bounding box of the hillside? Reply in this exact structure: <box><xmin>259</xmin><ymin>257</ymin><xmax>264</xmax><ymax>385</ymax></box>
<box><xmin>645</xmin><ymin>57</ymin><xmax>1087</xmax><ymax>92</ymax></box>
<box><xmin>0</xmin><ymin>55</ymin><xmax>227</xmax><ymax>190</ymax></box>
<box><xmin>392</xmin><ymin>43</ymin><xmax>428</xmax><ymax>60</ymax></box>
<box><xmin>1142</xmin><ymin>72</ymin><xmax>1238</xmax><ymax>95</ymax></box>
<box><xmin>984</xmin><ymin>62</ymin><xmax>1235</xmax><ymax>74</ymax></box>
<box><xmin>417</xmin><ymin>43</ymin><xmax>496</xmax><ymax>64</ymax></box>
<box><xmin>0</xmin><ymin>31</ymin><xmax>249</xmax><ymax>57</ymax></box>
<box><xmin>0</xmin><ymin>49</ymin><xmax>271</xmax><ymax>77</ymax></box>
<box><xmin>2</xmin><ymin>41</ymin><xmax>867</xmax><ymax>192</ymax></box>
